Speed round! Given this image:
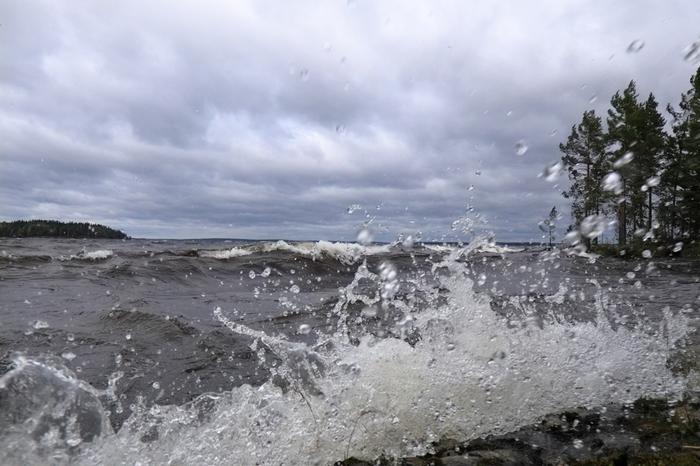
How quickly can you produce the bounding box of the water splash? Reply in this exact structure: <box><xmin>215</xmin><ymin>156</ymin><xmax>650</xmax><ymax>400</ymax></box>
<box><xmin>2</xmin><ymin>238</ymin><xmax>691</xmax><ymax>465</ymax></box>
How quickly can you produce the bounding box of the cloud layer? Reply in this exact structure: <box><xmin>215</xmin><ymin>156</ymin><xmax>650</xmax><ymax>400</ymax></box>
<box><xmin>2</xmin><ymin>0</ymin><xmax>699</xmax><ymax>241</ymax></box>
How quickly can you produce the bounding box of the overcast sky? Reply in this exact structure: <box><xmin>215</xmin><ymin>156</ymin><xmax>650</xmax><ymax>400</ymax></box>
<box><xmin>1</xmin><ymin>1</ymin><xmax>699</xmax><ymax>241</ymax></box>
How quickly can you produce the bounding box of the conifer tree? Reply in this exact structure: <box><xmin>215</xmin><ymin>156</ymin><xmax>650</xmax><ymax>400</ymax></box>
<box><xmin>560</xmin><ymin>110</ymin><xmax>607</xmax><ymax>237</ymax></box>
<box><xmin>606</xmin><ymin>81</ymin><xmax>642</xmax><ymax>246</ymax></box>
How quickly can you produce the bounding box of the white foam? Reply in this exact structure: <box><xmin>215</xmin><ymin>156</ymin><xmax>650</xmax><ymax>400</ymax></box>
<box><xmin>198</xmin><ymin>247</ymin><xmax>252</xmax><ymax>259</ymax></box>
<box><xmin>67</xmin><ymin>249</ymin><xmax>113</xmax><ymax>260</ymax></box>
<box><xmin>425</xmin><ymin>243</ymin><xmax>523</xmax><ymax>255</ymax></box>
<box><xmin>200</xmin><ymin>240</ymin><xmax>392</xmax><ymax>264</ymax></box>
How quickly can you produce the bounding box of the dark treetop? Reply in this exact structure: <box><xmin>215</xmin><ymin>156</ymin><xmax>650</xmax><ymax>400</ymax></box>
<box><xmin>0</xmin><ymin>220</ymin><xmax>128</xmax><ymax>239</ymax></box>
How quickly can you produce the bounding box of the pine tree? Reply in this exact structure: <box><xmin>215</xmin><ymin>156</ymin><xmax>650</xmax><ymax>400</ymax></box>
<box><xmin>635</xmin><ymin>93</ymin><xmax>666</xmax><ymax>233</ymax></box>
<box><xmin>606</xmin><ymin>81</ymin><xmax>643</xmax><ymax>246</ymax></box>
<box><xmin>666</xmin><ymin>67</ymin><xmax>700</xmax><ymax>239</ymax></box>
<box><xmin>560</xmin><ymin>110</ymin><xmax>607</xmax><ymax>241</ymax></box>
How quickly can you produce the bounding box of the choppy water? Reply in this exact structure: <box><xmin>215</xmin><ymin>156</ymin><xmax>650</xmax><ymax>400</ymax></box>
<box><xmin>1</xmin><ymin>237</ymin><xmax>698</xmax><ymax>464</ymax></box>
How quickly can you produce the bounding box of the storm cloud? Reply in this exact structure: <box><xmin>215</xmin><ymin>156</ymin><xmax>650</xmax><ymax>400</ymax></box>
<box><xmin>1</xmin><ymin>0</ymin><xmax>699</xmax><ymax>241</ymax></box>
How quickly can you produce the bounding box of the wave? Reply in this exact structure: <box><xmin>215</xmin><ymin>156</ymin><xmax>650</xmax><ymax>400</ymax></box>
<box><xmin>55</xmin><ymin>250</ymin><xmax>114</xmax><ymax>261</ymax></box>
<box><xmin>425</xmin><ymin>242</ymin><xmax>523</xmax><ymax>255</ymax></box>
<box><xmin>199</xmin><ymin>240</ymin><xmax>393</xmax><ymax>264</ymax></box>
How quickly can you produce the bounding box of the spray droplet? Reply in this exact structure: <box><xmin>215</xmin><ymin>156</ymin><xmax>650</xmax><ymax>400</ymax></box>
<box><xmin>289</xmin><ymin>284</ymin><xmax>300</xmax><ymax>294</ymax></box>
<box><xmin>248</xmin><ymin>270</ymin><xmax>256</xmax><ymax>279</ymax></box>
<box><xmin>477</xmin><ymin>273</ymin><xmax>487</xmax><ymax>286</ymax></box>
<box><xmin>579</xmin><ymin>215</ymin><xmax>607</xmax><ymax>239</ymax></box>
<box><xmin>152</xmin><ymin>381</ymin><xmax>160</xmax><ymax>390</ymax></box>
<box><xmin>614</xmin><ymin>151</ymin><xmax>634</xmax><ymax>168</ymax></box>
<box><xmin>573</xmin><ymin>439</ymin><xmax>584</xmax><ymax>449</ymax></box>
<box><xmin>61</xmin><ymin>352</ymin><xmax>77</xmax><ymax>361</ymax></box>
<box><xmin>298</xmin><ymin>324</ymin><xmax>311</xmax><ymax>335</ymax></box>
<box><xmin>67</xmin><ymin>333</ymin><xmax>75</xmax><ymax>342</ymax></box>
<box><xmin>673</xmin><ymin>242</ymin><xmax>683</xmax><ymax>253</ymax></box>
<box><xmin>261</xmin><ymin>267</ymin><xmax>271</xmax><ymax>278</ymax></box>
<box><xmin>627</xmin><ymin>39</ymin><xmax>645</xmax><ymax>53</ymax></box>
<box><xmin>540</xmin><ymin>161</ymin><xmax>563</xmax><ymax>182</ymax></box>
<box><xmin>646</xmin><ymin>175</ymin><xmax>660</xmax><ymax>187</ymax></box>
<box><xmin>602</xmin><ymin>172</ymin><xmax>622</xmax><ymax>194</ymax></box>
<box><xmin>683</xmin><ymin>40</ymin><xmax>700</xmax><ymax>62</ymax></box>
<box><xmin>642</xmin><ymin>249</ymin><xmax>652</xmax><ymax>259</ymax></box>
<box><xmin>514</xmin><ymin>140</ymin><xmax>528</xmax><ymax>156</ymax></box>
<box><xmin>589</xmin><ymin>94</ymin><xmax>598</xmax><ymax>104</ymax></box>
<box><xmin>125</xmin><ymin>333</ymin><xmax>132</xmax><ymax>340</ymax></box>
<box><xmin>357</xmin><ymin>228</ymin><xmax>373</xmax><ymax>245</ymax></box>
<box><xmin>33</xmin><ymin>320</ymin><xmax>49</xmax><ymax>330</ymax></box>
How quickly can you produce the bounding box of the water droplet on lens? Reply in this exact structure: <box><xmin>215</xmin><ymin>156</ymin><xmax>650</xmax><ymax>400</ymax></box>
<box><xmin>684</xmin><ymin>40</ymin><xmax>700</xmax><ymax>62</ymax></box>
<box><xmin>646</xmin><ymin>175</ymin><xmax>660</xmax><ymax>187</ymax></box>
<box><xmin>579</xmin><ymin>215</ymin><xmax>607</xmax><ymax>239</ymax></box>
<box><xmin>540</xmin><ymin>161</ymin><xmax>563</xmax><ymax>182</ymax></box>
<box><xmin>602</xmin><ymin>172</ymin><xmax>622</xmax><ymax>194</ymax></box>
<box><xmin>642</xmin><ymin>249</ymin><xmax>652</xmax><ymax>259</ymax></box>
<box><xmin>357</xmin><ymin>228</ymin><xmax>373</xmax><ymax>245</ymax></box>
<box><xmin>299</xmin><ymin>68</ymin><xmax>310</xmax><ymax>81</ymax></box>
<box><xmin>627</xmin><ymin>39</ymin><xmax>645</xmax><ymax>53</ymax></box>
<box><xmin>514</xmin><ymin>140</ymin><xmax>528</xmax><ymax>156</ymax></box>
<box><xmin>614</xmin><ymin>151</ymin><xmax>634</xmax><ymax>168</ymax></box>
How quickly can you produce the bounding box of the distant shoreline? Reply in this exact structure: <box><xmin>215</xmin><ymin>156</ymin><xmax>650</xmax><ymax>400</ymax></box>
<box><xmin>0</xmin><ymin>220</ymin><xmax>128</xmax><ymax>239</ymax></box>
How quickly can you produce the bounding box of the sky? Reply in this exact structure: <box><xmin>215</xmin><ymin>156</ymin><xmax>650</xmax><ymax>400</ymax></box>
<box><xmin>1</xmin><ymin>1</ymin><xmax>699</xmax><ymax>241</ymax></box>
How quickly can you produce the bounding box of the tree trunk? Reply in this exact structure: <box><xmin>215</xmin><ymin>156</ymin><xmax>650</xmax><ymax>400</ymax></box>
<box><xmin>647</xmin><ymin>188</ymin><xmax>653</xmax><ymax>232</ymax></box>
<box><xmin>618</xmin><ymin>201</ymin><xmax>627</xmax><ymax>247</ymax></box>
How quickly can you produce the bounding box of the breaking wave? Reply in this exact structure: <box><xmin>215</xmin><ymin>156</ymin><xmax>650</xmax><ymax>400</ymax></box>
<box><xmin>198</xmin><ymin>240</ymin><xmax>393</xmax><ymax>264</ymax></box>
<box><xmin>58</xmin><ymin>250</ymin><xmax>114</xmax><ymax>261</ymax></box>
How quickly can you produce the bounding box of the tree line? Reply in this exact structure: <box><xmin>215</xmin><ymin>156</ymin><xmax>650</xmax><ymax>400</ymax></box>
<box><xmin>560</xmin><ymin>66</ymin><xmax>700</xmax><ymax>249</ymax></box>
<box><xmin>0</xmin><ymin>220</ymin><xmax>128</xmax><ymax>239</ymax></box>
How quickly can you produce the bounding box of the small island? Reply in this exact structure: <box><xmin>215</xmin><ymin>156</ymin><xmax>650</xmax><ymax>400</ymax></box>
<box><xmin>0</xmin><ymin>220</ymin><xmax>129</xmax><ymax>239</ymax></box>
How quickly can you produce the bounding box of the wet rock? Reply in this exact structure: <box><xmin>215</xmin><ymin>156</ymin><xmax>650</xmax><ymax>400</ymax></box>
<box><xmin>338</xmin><ymin>394</ymin><xmax>700</xmax><ymax>466</ymax></box>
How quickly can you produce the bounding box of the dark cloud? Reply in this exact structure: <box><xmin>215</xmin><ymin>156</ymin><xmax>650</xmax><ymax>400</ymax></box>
<box><xmin>1</xmin><ymin>0</ymin><xmax>699</xmax><ymax>240</ymax></box>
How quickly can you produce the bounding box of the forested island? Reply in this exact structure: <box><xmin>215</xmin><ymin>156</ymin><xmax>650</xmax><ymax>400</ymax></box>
<box><xmin>559</xmin><ymin>65</ymin><xmax>700</xmax><ymax>255</ymax></box>
<box><xmin>0</xmin><ymin>220</ymin><xmax>128</xmax><ymax>239</ymax></box>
